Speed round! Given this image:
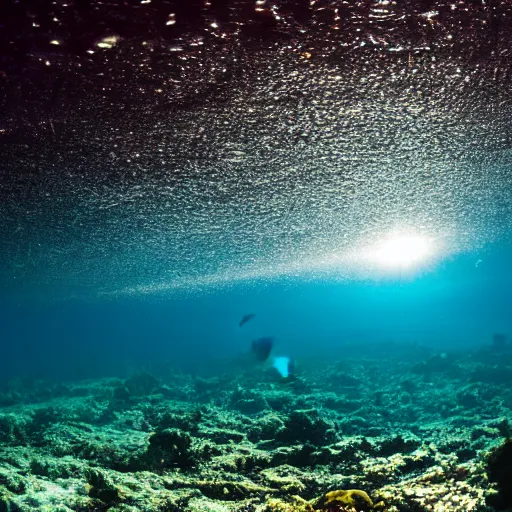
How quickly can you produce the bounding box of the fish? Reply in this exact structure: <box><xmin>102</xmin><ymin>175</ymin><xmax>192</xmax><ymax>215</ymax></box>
<box><xmin>239</xmin><ymin>313</ymin><xmax>256</xmax><ymax>327</ymax></box>
<box><xmin>251</xmin><ymin>337</ymin><xmax>273</xmax><ymax>362</ymax></box>
<box><xmin>272</xmin><ymin>356</ymin><xmax>294</xmax><ymax>378</ymax></box>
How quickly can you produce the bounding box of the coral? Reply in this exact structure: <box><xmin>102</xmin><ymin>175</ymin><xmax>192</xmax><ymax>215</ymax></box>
<box><xmin>199</xmin><ymin>427</ymin><xmax>245</xmax><ymax>445</ymax></box>
<box><xmin>278</xmin><ymin>410</ymin><xmax>336</xmax><ymax>446</ymax></box>
<box><xmin>377</xmin><ymin>435</ymin><xmax>420</xmax><ymax>457</ymax></box>
<box><xmin>196</xmin><ymin>479</ymin><xmax>270</xmax><ymax>501</ymax></box>
<box><xmin>266</xmin><ymin>495</ymin><xmax>314</xmax><ymax>512</ymax></box>
<box><xmin>266</xmin><ymin>490</ymin><xmax>384</xmax><ymax>512</ymax></box>
<box><xmin>157</xmin><ymin>408</ymin><xmax>203</xmax><ymax>433</ymax></box>
<box><xmin>143</xmin><ymin>428</ymin><xmax>195</xmax><ymax>471</ymax></box>
<box><xmin>231</xmin><ymin>387</ymin><xmax>268</xmax><ymax>414</ymax></box>
<box><xmin>0</xmin><ymin>347</ymin><xmax>506</xmax><ymax>511</ymax></box>
<box><xmin>312</xmin><ymin>490</ymin><xmax>384</xmax><ymax>511</ymax></box>
<box><xmin>248</xmin><ymin>414</ymin><xmax>285</xmax><ymax>443</ymax></box>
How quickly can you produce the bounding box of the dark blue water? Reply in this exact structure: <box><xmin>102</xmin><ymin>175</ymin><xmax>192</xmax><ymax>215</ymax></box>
<box><xmin>2</xmin><ymin>239</ymin><xmax>510</xmax><ymax>383</ymax></box>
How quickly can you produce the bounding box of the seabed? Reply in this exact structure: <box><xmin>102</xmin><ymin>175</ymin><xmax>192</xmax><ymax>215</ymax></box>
<box><xmin>0</xmin><ymin>344</ymin><xmax>510</xmax><ymax>512</ymax></box>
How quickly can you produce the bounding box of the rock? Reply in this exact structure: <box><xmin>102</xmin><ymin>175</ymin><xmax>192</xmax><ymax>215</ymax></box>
<box><xmin>143</xmin><ymin>428</ymin><xmax>194</xmax><ymax>471</ymax></box>
<box><xmin>278</xmin><ymin>410</ymin><xmax>337</xmax><ymax>446</ymax></box>
<box><xmin>486</xmin><ymin>438</ymin><xmax>512</xmax><ymax>510</ymax></box>
<box><xmin>248</xmin><ymin>415</ymin><xmax>285</xmax><ymax>443</ymax></box>
<box><xmin>124</xmin><ymin>373</ymin><xmax>160</xmax><ymax>396</ymax></box>
<box><xmin>377</xmin><ymin>435</ymin><xmax>421</xmax><ymax>456</ymax></box>
<box><xmin>87</xmin><ymin>468</ymin><xmax>121</xmax><ymax>504</ymax></box>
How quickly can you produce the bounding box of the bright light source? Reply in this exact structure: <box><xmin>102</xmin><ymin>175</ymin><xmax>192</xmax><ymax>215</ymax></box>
<box><xmin>372</xmin><ymin>234</ymin><xmax>432</xmax><ymax>268</ymax></box>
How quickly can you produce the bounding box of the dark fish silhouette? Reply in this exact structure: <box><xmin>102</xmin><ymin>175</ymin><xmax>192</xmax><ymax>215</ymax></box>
<box><xmin>251</xmin><ymin>337</ymin><xmax>273</xmax><ymax>362</ymax></box>
<box><xmin>239</xmin><ymin>313</ymin><xmax>256</xmax><ymax>327</ymax></box>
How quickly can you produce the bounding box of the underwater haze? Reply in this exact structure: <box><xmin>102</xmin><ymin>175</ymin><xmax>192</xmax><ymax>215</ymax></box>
<box><xmin>1</xmin><ymin>243</ymin><xmax>512</xmax><ymax>382</ymax></box>
<box><xmin>1</xmin><ymin>1</ymin><xmax>512</xmax><ymax>511</ymax></box>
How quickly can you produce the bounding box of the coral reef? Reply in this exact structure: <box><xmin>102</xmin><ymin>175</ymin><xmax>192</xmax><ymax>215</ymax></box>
<box><xmin>0</xmin><ymin>345</ymin><xmax>510</xmax><ymax>511</ymax></box>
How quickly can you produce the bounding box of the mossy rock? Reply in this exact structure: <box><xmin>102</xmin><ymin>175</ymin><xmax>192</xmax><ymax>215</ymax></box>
<box><xmin>158</xmin><ymin>409</ymin><xmax>202</xmax><ymax>433</ymax></box>
<box><xmin>142</xmin><ymin>428</ymin><xmax>195</xmax><ymax>471</ymax></box>
<box><xmin>266</xmin><ymin>393</ymin><xmax>295</xmax><ymax>412</ymax></box>
<box><xmin>266</xmin><ymin>495</ymin><xmax>314</xmax><ymax>512</ymax></box>
<box><xmin>30</xmin><ymin>457</ymin><xmax>83</xmax><ymax>479</ymax></box>
<box><xmin>248</xmin><ymin>415</ymin><xmax>285</xmax><ymax>443</ymax></box>
<box><xmin>0</xmin><ymin>415</ymin><xmax>28</xmax><ymax>446</ymax></box>
<box><xmin>486</xmin><ymin>438</ymin><xmax>512</xmax><ymax>510</ymax></box>
<box><xmin>271</xmin><ymin>443</ymin><xmax>318</xmax><ymax>468</ymax></box>
<box><xmin>198</xmin><ymin>428</ymin><xmax>245</xmax><ymax>444</ymax></box>
<box><xmin>278</xmin><ymin>410</ymin><xmax>336</xmax><ymax>446</ymax></box>
<box><xmin>197</xmin><ymin>480</ymin><xmax>267</xmax><ymax>501</ymax></box>
<box><xmin>0</xmin><ymin>470</ymin><xmax>26</xmax><ymax>495</ymax></box>
<box><xmin>87</xmin><ymin>468</ymin><xmax>121</xmax><ymax>504</ymax></box>
<box><xmin>260</xmin><ymin>467</ymin><xmax>306</xmax><ymax>495</ymax></box>
<box><xmin>377</xmin><ymin>435</ymin><xmax>420</xmax><ymax>457</ymax></box>
<box><xmin>234</xmin><ymin>397</ymin><xmax>268</xmax><ymax>415</ymax></box>
<box><xmin>0</xmin><ymin>489</ymin><xmax>19</xmax><ymax>512</ymax></box>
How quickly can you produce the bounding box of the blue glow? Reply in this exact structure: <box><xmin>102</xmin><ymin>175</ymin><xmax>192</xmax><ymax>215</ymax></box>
<box><xmin>272</xmin><ymin>356</ymin><xmax>291</xmax><ymax>378</ymax></box>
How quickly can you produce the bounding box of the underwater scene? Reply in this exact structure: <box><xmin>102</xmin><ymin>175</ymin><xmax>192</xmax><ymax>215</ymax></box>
<box><xmin>1</xmin><ymin>1</ymin><xmax>512</xmax><ymax>511</ymax></box>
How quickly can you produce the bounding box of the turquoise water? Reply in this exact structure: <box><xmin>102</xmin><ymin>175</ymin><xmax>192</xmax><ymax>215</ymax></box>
<box><xmin>2</xmin><ymin>239</ymin><xmax>510</xmax><ymax>382</ymax></box>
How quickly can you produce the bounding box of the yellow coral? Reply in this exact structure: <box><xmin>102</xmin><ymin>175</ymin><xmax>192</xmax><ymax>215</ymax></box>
<box><xmin>266</xmin><ymin>488</ymin><xmax>385</xmax><ymax>512</ymax></box>
<box><xmin>267</xmin><ymin>495</ymin><xmax>314</xmax><ymax>512</ymax></box>
<box><xmin>313</xmin><ymin>489</ymin><xmax>385</xmax><ymax>511</ymax></box>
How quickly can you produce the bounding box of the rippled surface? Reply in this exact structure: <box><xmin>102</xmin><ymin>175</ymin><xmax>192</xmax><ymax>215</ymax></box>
<box><xmin>1</xmin><ymin>1</ymin><xmax>512</xmax><ymax>300</ymax></box>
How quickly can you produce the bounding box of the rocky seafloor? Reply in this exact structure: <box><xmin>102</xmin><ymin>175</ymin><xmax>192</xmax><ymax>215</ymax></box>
<box><xmin>1</xmin><ymin>344</ymin><xmax>512</xmax><ymax>512</ymax></box>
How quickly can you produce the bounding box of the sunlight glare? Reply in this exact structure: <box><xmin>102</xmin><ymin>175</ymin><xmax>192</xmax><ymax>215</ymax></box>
<box><xmin>372</xmin><ymin>234</ymin><xmax>432</xmax><ymax>268</ymax></box>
